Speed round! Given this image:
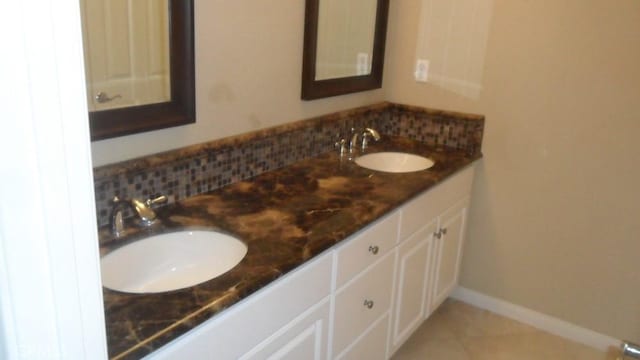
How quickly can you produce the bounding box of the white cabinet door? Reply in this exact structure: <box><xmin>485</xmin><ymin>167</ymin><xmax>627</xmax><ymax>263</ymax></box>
<box><xmin>431</xmin><ymin>198</ymin><xmax>469</xmax><ymax>311</ymax></box>
<box><xmin>240</xmin><ymin>299</ymin><xmax>330</xmax><ymax>360</ymax></box>
<box><xmin>389</xmin><ymin>219</ymin><xmax>437</xmax><ymax>354</ymax></box>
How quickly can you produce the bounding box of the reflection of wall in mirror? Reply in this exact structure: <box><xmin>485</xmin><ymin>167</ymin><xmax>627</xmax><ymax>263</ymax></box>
<box><xmin>416</xmin><ymin>0</ymin><xmax>493</xmax><ymax>99</ymax></box>
<box><xmin>80</xmin><ymin>0</ymin><xmax>170</xmax><ymax>111</ymax></box>
<box><xmin>316</xmin><ymin>0</ymin><xmax>378</xmax><ymax>80</ymax></box>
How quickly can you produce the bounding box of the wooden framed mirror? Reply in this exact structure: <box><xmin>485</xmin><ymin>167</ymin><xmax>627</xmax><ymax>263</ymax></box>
<box><xmin>301</xmin><ymin>0</ymin><xmax>389</xmax><ymax>100</ymax></box>
<box><xmin>84</xmin><ymin>0</ymin><xmax>195</xmax><ymax>141</ymax></box>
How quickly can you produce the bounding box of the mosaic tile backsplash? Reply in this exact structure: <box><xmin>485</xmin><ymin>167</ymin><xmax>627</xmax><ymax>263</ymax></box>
<box><xmin>93</xmin><ymin>102</ymin><xmax>484</xmax><ymax>227</ymax></box>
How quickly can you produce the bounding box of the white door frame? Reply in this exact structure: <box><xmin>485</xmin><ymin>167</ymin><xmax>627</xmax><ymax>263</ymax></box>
<box><xmin>0</xmin><ymin>0</ymin><xmax>108</xmax><ymax>359</ymax></box>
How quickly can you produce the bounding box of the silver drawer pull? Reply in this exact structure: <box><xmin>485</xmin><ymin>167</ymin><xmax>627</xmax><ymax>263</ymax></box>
<box><xmin>363</xmin><ymin>299</ymin><xmax>374</xmax><ymax>309</ymax></box>
<box><xmin>368</xmin><ymin>245</ymin><xmax>379</xmax><ymax>255</ymax></box>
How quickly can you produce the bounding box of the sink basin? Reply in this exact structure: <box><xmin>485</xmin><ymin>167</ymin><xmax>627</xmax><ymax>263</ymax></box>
<box><xmin>355</xmin><ymin>152</ymin><xmax>435</xmax><ymax>173</ymax></box>
<box><xmin>101</xmin><ymin>230</ymin><xmax>247</xmax><ymax>294</ymax></box>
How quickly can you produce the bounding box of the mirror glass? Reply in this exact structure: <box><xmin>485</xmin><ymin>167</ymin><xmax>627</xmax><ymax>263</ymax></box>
<box><xmin>315</xmin><ymin>0</ymin><xmax>377</xmax><ymax>80</ymax></box>
<box><xmin>301</xmin><ymin>0</ymin><xmax>389</xmax><ymax>100</ymax></box>
<box><xmin>80</xmin><ymin>0</ymin><xmax>195</xmax><ymax>142</ymax></box>
<box><xmin>80</xmin><ymin>0</ymin><xmax>171</xmax><ymax>111</ymax></box>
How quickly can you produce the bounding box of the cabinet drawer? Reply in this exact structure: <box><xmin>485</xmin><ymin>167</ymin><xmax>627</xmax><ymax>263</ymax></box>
<box><xmin>336</xmin><ymin>314</ymin><xmax>389</xmax><ymax>360</ymax></box>
<box><xmin>333</xmin><ymin>251</ymin><xmax>395</xmax><ymax>356</ymax></box>
<box><xmin>335</xmin><ymin>212</ymin><xmax>399</xmax><ymax>288</ymax></box>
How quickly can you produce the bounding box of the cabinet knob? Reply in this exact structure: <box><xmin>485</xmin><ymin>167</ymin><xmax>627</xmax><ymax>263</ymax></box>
<box><xmin>368</xmin><ymin>245</ymin><xmax>379</xmax><ymax>255</ymax></box>
<box><xmin>434</xmin><ymin>230</ymin><xmax>441</xmax><ymax>239</ymax></box>
<box><xmin>441</xmin><ymin>228</ymin><xmax>448</xmax><ymax>236</ymax></box>
<box><xmin>363</xmin><ymin>299</ymin><xmax>374</xmax><ymax>309</ymax></box>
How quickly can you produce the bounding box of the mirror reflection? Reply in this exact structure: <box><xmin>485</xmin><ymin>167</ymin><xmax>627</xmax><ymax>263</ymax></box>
<box><xmin>302</xmin><ymin>0</ymin><xmax>388</xmax><ymax>100</ymax></box>
<box><xmin>315</xmin><ymin>0</ymin><xmax>377</xmax><ymax>80</ymax></box>
<box><xmin>80</xmin><ymin>0</ymin><xmax>171</xmax><ymax>111</ymax></box>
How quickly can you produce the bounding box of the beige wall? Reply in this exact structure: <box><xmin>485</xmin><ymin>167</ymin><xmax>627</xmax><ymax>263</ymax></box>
<box><xmin>91</xmin><ymin>1</ymin><xmax>384</xmax><ymax>166</ymax></box>
<box><xmin>385</xmin><ymin>0</ymin><xmax>640</xmax><ymax>341</ymax></box>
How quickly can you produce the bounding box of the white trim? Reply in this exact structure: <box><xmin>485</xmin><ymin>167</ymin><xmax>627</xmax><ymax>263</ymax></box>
<box><xmin>0</xmin><ymin>0</ymin><xmax>107</xmax><ymax>359</ymax></box>
<box><xmin>451</xmin><ymin>287</ymin><xmax>620</xmax><ymax>352</ymax></box>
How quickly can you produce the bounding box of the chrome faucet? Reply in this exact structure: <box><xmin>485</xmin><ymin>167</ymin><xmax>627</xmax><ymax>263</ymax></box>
<box><xmin>361</xmin><ymin>127</ymin><xmax>381</xmax><ymax>149</ymax></box>
<box><xmin>110</xmin><ymin>195</ymin><xmax>167</xmax><ymax>237</ymax></box>
<box><xmin>341</xmin><ymin>127</ymin><xmax>382</xmax><ymax>157</ymax></box>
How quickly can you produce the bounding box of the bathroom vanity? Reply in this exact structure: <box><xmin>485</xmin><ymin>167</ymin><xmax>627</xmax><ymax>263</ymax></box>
<box><xmin>144</xmin><ymin>166</ymin><xmax>474</xmax><ymax>360</ymax></box>
<box><xmin>94</xmin><ymin>103</ymin><xmax>484</xmax><ymax>359</ymax></box>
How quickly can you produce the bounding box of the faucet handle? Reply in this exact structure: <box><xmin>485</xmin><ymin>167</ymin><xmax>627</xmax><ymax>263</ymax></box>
<box><xmin>109</xmin><ymin>196</ymin><xmax>130</xmax><ymax>238</ymax></box>
<box><xmin>146</xmin><ymin>195</ymin><xmax>168</xmax><ymax>207</ymax></box>
<box><xmin>128</xmin><ymin>198</ymin><xmax>157</xmax><ymax>225</ymax></box>
<box><xmin>109</xmin><ymin>195</ymin><xmax>164</xmax><ymax>237</ymax></box>
<box><xmin>335</xmin><ymin>138</ymin><xmax>347</xmax><ymax>156</ymax></box>
<box><xmin>364</xmin><ymin>127</ymin><xmax>381</xmax><ymax>140</ymax></box>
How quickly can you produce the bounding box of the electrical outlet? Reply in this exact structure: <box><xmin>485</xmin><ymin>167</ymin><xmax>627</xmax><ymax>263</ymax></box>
<box><xmin>414</xmin><ymin>59</ymin><xmax>430</xmax><ymax>82</ymax></box>
<box><xmin>357</xmin><ymin>53</ymin><xmax>370</xmax><ymax>75</ymax></box>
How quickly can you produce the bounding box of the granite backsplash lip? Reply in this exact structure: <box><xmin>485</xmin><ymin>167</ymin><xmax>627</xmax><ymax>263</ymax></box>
<box><xmin>100</xmin><ymin>136</ymin><xmax>482</xmax><ymax>360</ymax></box>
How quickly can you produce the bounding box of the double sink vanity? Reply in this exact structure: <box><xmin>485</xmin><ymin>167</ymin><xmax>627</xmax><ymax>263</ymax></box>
<box><xmin>95</xmin><ymin>109</ymin><xmax>484</xmax><ymax>359</ymax></box>
<box><xmin>81</xmin><ymin>0</ymin><xmax>485</xmax><ymax>358</ymax></box>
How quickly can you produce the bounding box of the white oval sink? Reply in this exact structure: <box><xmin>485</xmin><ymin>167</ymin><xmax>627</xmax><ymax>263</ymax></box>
<box><xmin>101</xmin><ymin>230</ymin><xmax>247</xmax><ymax>294</ymax></box>
<box><xmin>355</xmin><ymin>152</ymin><xmax>435</xmax><ymax>173</ymax></box>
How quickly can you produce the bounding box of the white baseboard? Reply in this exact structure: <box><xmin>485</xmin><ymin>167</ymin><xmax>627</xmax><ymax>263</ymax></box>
<box><xmin>451</xmin><ymin>286</ymin><xmax>620</xmax><ymax>352</ymax></box>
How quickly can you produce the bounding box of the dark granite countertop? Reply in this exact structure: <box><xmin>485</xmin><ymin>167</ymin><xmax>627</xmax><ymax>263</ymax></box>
<box><xmin>100</xmin><ymin>136</ymin><xmax>481</xmax><ymax>359</ymax></box>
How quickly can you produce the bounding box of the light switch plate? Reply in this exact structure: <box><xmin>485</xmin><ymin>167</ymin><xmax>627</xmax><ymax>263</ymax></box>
<box><xmin>414</xmin><ymin>59</ymin><xmax>430</xmax><ymax>82</ymax></box>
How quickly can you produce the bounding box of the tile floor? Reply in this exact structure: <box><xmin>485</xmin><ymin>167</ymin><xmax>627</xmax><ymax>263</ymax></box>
<box><xmin>392</xmin><ymin>299</ymin><xmax>621</xmax><ymax>360</ymax></box>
